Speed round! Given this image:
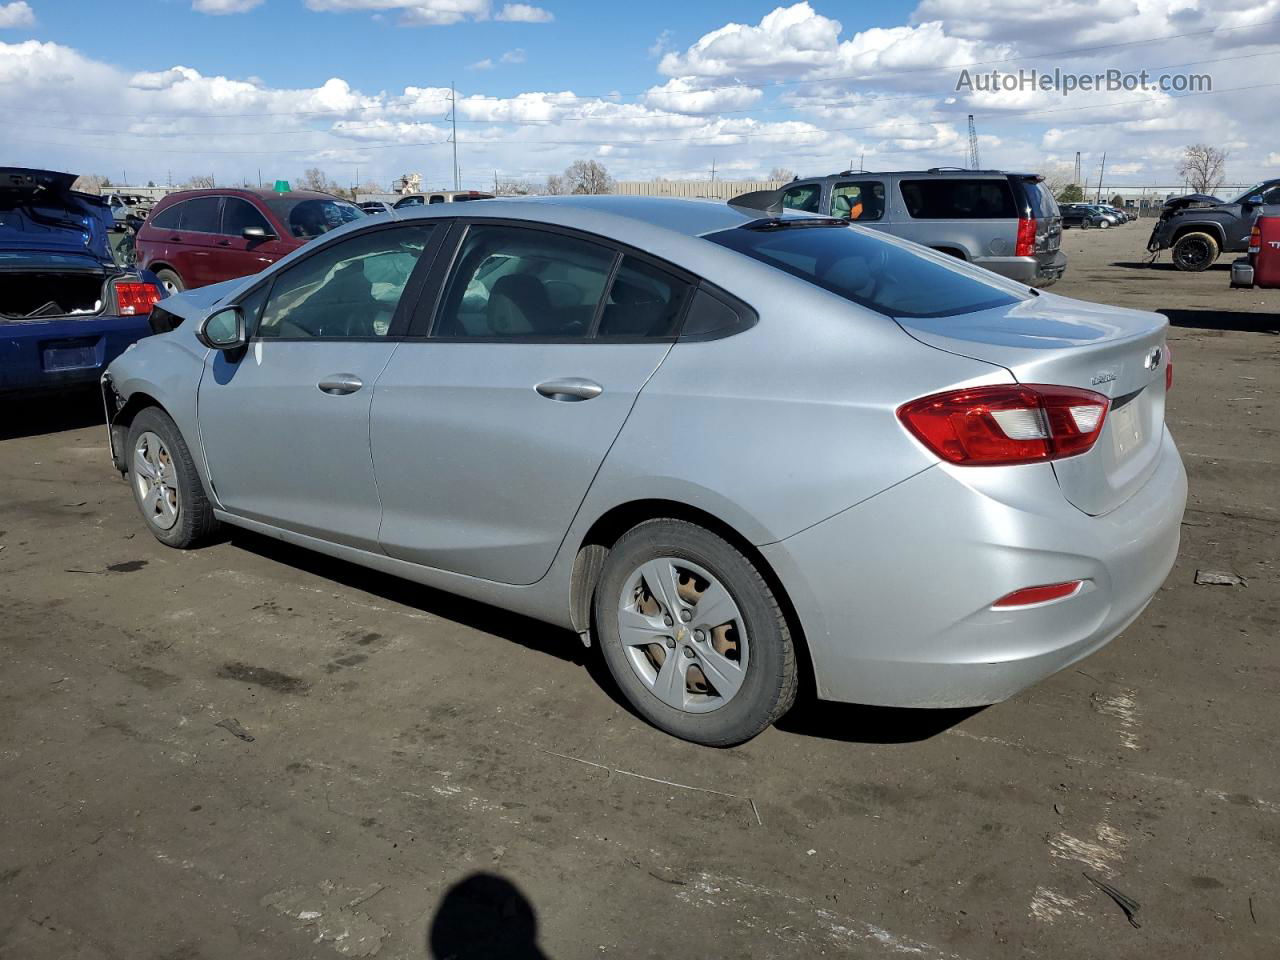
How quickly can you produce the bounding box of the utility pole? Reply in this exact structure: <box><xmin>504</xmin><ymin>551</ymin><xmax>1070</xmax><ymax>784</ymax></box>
<box><xmin>967</xmin><ymin>115</ymin><xmax>980</xmax><ymax>170</ymax></box>
<box><xmin>710</xmin><ymin>157</ymin><xmax>716</xmax><ymax>182</ymax></box>
<box><xmin>1095</xmin><ymin>152</ymin><xmax>1106</xmax><ymax>203</ymax></box>
<box><xmin>449</xmin><ymin>81</ymin><xmax>459</xmax><ymax>191</ymax></box>
<box><xmin>1073</xmin><ymin>151</ymin><xmax>1082</xmax><ymax>186</ymax></box>
<box><xmin>494</xmin><ymin>170</ymin><xmax>499</xmax><ymax>194</ymax></box>
<box><xmin>859</xmin><ymin>151</ymin><xmax>864</xmax><ymax>171</ymax></box>
<box><xmin>257</xmin><ymin>168</ymin><xmax>262</xmax><ymax>188</ymax></box>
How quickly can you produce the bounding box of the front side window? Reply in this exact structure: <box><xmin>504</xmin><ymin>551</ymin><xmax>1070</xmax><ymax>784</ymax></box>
<box><xmin>180</xmin><ymin>196</ymin><xmax>221</xmax><ymax>233</ymax></box>
<box><xmin>830</xmin><ymin>181</ymin><xmax>885</xmax><ymax>221</ymax></box>
<box><xmin>256</xmin><ymin>223</ymin><xmax>435</xmax><ymax>339</ymax></box>
<box><xmin>1262</xmin><ymin>185</ymin><xmax>1280</xmax><ymax>204</ymax></box>
<box><xmin>262</xmin><ymin>196</ymin><xmax>363</xmax><ymax>238</ymax></box>
<box><xmin>706</xmin><ymin>223</ymin><xmax>1026</xmax><ymax>319</ymax></box>
<box><xmin>395</xmin><ymin>196</ymin><xmax>424</xmax><ymax>208</ymax></box>
<box><xmin>434</xmin><ymin>225</ymin><xmax>615</xmax><ymax>339</ymax></box>
<box><xmin>900</xmin><ymin>179</ymin><xmax>1017</xmax><ymax>219</ymax></box>
<box><xmin>781</xmin><ymin>183</ymin><xmax>821</xmax><ymax>213</ymax></box>
<box><xmin>221</xmin><ymin>197</ymin><xmax>273</xmax><ymax>236</ymax></box>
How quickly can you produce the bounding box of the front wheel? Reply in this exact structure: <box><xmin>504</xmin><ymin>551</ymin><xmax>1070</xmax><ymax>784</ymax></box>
<box><xmin>1098</xmin><ymin>219</ymin><xmax>1111</xmax><ymax>229</ymax></box>
<box><xmin>593</xmin><ymin>519</ymin><xmax>798</xmax><ymax>746</ymax></box>
<box><xmin>125</xmin><ymin>407</ymin><xmax>220</xmax><ymax>548</ymax></box>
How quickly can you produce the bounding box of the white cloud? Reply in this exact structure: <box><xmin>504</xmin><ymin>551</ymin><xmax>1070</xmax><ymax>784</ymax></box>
<box><xmin>192</xmin><ymin>0</ymin><xmax>265</xmax><ymax>13</ymax></box>
<box><xmin>501</xmin><ymin>47</ymin><xmax>526</xmax><ymax>63</ymax></box>
<box><xmin>645</xmin><ymin>76</ymin><xmax>762</xmax><ymax>114</ymax></box>
<box><xmin>0</xmin><ymin>1</ymin><xmax>35</xmax><ymax>28</ymax></box>
<box><xmin>469</xmin><ymin>58</ymin><xmax>494</xmax><ymax>70</ymax></box>
<box><xmin>649</xmin><ymin>29</ymin><xmax>674</xmax><ymax>58</ymax></box>
<box><xmin>495</xmin><ymin>3</ymin><xmax>553</xmax><ymax>22</ymax></box>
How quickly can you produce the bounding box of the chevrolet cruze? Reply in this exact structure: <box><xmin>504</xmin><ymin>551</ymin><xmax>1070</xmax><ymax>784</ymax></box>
<box><xmin>103</xmin><ymin>196</ymin><xmax>1186</xmax><ymax>746</ymax></box>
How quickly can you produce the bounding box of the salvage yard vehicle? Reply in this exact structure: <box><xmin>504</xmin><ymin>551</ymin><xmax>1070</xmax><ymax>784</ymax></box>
<box><xmin>741</xmin><ymin>167</ymin><xmax>1066</xmax><ymax>286</ymax></box>
<box><xmin>103</xmin><ymin>196</ymin><xmax>1185</xmax><ymax>746</ymax></box>
<box><xmin>393</xmin><ymin>190</ymin><xmax>495</xmax><ymax>208</ymax></box>
<box><xmin>1147</xmin><ymin>180</ymin><xmax>1280</xmax><ymax>271</ymax></box>
<box><xmin>1061</xmin><ymin>203</ymin><xmax>1120</xmax><ymax>229</ymax></box>
<box><xmin>1</xmin><ymin>167</ymin><xmax>165</xmax><ymax>395</ymax></box>
<box><xmin>136</xmin><ymin>187</ymin><xmax>363</xmax><ymax>294</ymax></box>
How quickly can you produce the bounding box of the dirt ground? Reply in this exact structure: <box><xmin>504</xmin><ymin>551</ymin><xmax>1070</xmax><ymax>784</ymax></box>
<box><xmin>1</xmin><ymin>223</ymin><xmax>1277</xmax><ymax>959</ymax></box>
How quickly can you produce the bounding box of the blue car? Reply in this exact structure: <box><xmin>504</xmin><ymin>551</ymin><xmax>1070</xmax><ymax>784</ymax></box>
<box><xmin>1</xmin><ymin>167</ymin><xmax>166</xmax><ymax>396</ymax></box>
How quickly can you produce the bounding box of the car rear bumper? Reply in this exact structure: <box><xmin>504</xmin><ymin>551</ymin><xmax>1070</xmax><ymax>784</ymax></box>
<box><xmin>0</xmin><ymin>314</ymin><xmax>152</xmax><ymax>394</ymax></box>
<box><xmin>760</xmin><ymin>428</ymin><xmax>1187</xmax><ymax>708</ymax></box>
<box><xmin>978</xmin><ymin>249</ymin><xmax>1067</xmax><ymax>287</ymax></box>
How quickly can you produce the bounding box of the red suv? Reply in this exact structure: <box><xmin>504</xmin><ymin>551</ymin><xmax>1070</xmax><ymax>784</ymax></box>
<box><xmin>136</xmin><ymin>188</ymin><xmax>364</xmax><ymax>293</ymax></box>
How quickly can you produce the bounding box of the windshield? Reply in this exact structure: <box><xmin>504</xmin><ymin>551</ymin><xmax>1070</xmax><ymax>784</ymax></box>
<box><xmin>262</xmin><ymin>195</ymin><xmax>364</xmax><ymax>238</ymax></box>
<box><xmin>707</xmin><ymin>222</ymin><xmax>1027</xmax><ymax>319</ymax></box>
<box><xmin>1230</xmin><ymin>182</ymin><xmax>1267</xmax><ymax>204</ymax></box>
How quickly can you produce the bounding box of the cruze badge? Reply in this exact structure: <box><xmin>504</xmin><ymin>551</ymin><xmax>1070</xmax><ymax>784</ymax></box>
<box><xmin>1091</xmin><ymin>371</ymin><xmax>1117</xmax><ymax>385</ymax></box>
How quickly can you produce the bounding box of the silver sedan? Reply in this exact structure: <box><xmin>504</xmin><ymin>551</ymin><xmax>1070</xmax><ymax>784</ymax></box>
<box><xmin>103</xmin><ymin>196</ymin><xmax>1186</xmax><ymax>746</ymax></box>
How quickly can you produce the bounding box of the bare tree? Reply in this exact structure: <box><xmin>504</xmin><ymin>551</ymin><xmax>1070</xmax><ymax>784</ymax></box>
<box><xmin>355</xmin><ymin>180</ymin><xmax>385</xmax><ymax>196</ymax></box>
<box><xmin>297</xmin><ymin>167</ymin><xmax>333</xmax><ymax>192</ymax></box>
<box><xmin>72</xmin><ymin>173</ymin><xmax>110</xmax><ymax>194</ymax></box>
<box><xmin>767</xmin><ymin>166</ymin><xmax>795</xmax><ymax>182</ymax></box>
<box><xmin>1177</xmin><ymin>144</ymin><xmax>1228</xmax><ymax>195</ymax></box>
<box><xmin>1039</xmin><ymin>161</ymin><xmax>1076</xmax><ymax>199</ymax></box>
<box><xmin>495</xmin><ymin>178</ymin><xmax>532</xmax><ymax>196</ymax></box>
<box><xmin>564</xmin><ymin>159</ymin><xmax>613</xmax><ymax>195</ymax></box>
<box><xmin>182</xmin><ymin>174</ymin><xmax>215</xmax><ymax>189</ymax></box>
<box><xmin>543</xmin><ymin>173</ymin><xmax>568</xmax><ymax>195</ymax></box>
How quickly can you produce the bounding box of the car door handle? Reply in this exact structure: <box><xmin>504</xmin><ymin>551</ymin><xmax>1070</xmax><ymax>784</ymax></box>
<box><xmin>535</xmin><ymin>378</ymin><xmax>602</xmax><ymax>402</ymax></box>
<box><xmin>169</xmin><ymin>236</ymin><xmax>183</xmax><ymax>243</ymax></box>
<box><xmin>318</xmin><ymin>374</ymin><xmax>364</xmax><ymax>396</ymax></box>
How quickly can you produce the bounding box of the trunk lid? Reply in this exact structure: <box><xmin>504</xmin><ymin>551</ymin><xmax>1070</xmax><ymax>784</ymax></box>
<box><xmin>896</xmin><ymin>291</ymin><xmax>1169</xmax><ymax>515</ymax></box>
<box><xmin>0</xmin><ymin>167</ymin><xmax>115</xmax><ymax>264</ymax></box>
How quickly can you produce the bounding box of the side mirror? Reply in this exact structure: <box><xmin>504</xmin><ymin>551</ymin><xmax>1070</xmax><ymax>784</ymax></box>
<box><xmin>243</xmin><ymin>225</ymin><xmax>276</xmax><ymax>240</ymax></box>
<box><xmin>197</xmin><ymin>306</ymin><xmax>247</xmax><ymax>350</ymax></box>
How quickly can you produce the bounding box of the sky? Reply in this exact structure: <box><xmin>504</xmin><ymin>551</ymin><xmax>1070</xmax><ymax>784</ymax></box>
<box><xmin>1</xmin><ymin>0</ymin><xmax>1278</xmax><ymax>192</ymax></box>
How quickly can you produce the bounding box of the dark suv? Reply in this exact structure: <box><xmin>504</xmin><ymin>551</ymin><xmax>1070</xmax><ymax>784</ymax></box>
<box><xmin>1147</xmin><ymin>180</ymin><xmax>1280</xmax><ymax>271</ymax></box>
<box><xmin>749</xmin><ymin>168</ymin><xmax>1065</xmax><ymax>286</ymax></box>
<box><xmin>136</xmin><ymin>188</ymin><xmax>363</xmax><ymax>293</ymax></box>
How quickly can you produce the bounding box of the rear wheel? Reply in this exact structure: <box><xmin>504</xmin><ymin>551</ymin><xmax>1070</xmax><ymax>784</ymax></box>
<box><xmin>1171</xmin><ymin>231</ymin><xmax>1219</xmax><ymax>272</ymax></box>
<box><xmin>126</xmin><ymin>407</ymin><xmax>219</xmax><ymax>548</ymax></box>
<box><xmin>593</xmin><ymin>519</ymin><xmax>797</xmax><ymax>746</ymax></box>
<box><xmin>154</xmin><ymin>268</ymin><xmax>184</xmax><ymax>295</ymax></box>
<box><xmin>1080</xmin><ymin>220</ymin><xmax>1091</xmax><ymax>230</ymax></box>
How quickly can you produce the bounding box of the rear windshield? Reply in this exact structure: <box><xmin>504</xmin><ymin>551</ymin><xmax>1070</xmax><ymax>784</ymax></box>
<box><xmin>1019</xmin><ymin>180</ymin><xmax>1059</xmax><ymax>219</ymax></box>
<box><xmin>900</xmin><ymin>178</ymin><xmax>1017</xmax><ymax>219</ymax></box>
<box><xmin>706</xmin><ymin>223</ymin><xmax>1027</xmax><ymax>319</ymax></box>
<box><xmin>262</xmin><ymin>196</ymin><xmax>363</xmax><ymax>238</ymax></box>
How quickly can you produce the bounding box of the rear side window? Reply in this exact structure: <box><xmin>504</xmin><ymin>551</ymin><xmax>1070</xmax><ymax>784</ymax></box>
<box><xmin>149</xmin><ymin>202</ymin><xmax>183</xmax><ymax>230</ymax></box>
<box><xmin>181</xmin><ymin>196</ymin><xmax>222</xmax><ymax>233</ymax></box>
<box><xmin>831</xmin><ymin>180</ymin><xmax>885</xmax><ymax>221</ymax></box>
<box><xmin>434</xmin><ymin>225</ymin><xmax>615</xmax><ymax>339</ymax></box>
<box><xmin>706</xmin><ymin>224</ymin><xmax>1026</xmax><ymax>319</ymax></box>
<box><xmin>900</xmin><ymin>179</ymin><xmax>1017</xmax><ymax>219</ymax></box>
<box><xmin>395</xmin><ymin>196</ymin><xmax>424</xmax><ymax>207</ymax></box>
<box><xmin>597</xmin><ymin>257</ymin><xmax>691</xmax><ymax>338</ymax></box>
<box><xmin>221</xmin><ymin>197</ymin><xmax>273</xmax><ymax>236</ymax></box>
<box><xmin>781</xmin><ymin>183</ymin><xmax>821</xmax><ymax>213</ymax></box>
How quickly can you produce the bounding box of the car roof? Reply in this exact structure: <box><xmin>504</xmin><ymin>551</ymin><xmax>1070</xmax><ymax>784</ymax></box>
<box><xmin>490</xmin><ymin>194</ymin><xmax>789</xmax><ymax>237</ymax></box>
<box><xmin>155</xmin><ymin>187</ymin><xmax>348</xmax><ymax>204</ymax></box>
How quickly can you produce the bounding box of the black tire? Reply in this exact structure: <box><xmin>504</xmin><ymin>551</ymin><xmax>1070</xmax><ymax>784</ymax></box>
<box><xmin>1081</xmin><ymin>220</ymin><xmax>1091</xmax><ymax>230</ymax></box>
<box><xmin>1098</xmin><ymin>219</ymin><xmax>1111</xmax><ymax>229</ymax></box>
<box><xmin>593</xmin><ymin>519</ymin><xmax>798</xmax><ymax>746</ymax></box>
<box><xmin>125</xmin><ymin>407</ymin><xmax>219</xmax><ymax>548</ymax></box>
<box><xmin>1171</xmin><ymin>231</ymin><xmax>1220</xmax><ymax>272</ymax></box>
<box><xmin>154</xmin><ymin>267</ymin><xmax>184</xmax><ymax>295</ymax></box>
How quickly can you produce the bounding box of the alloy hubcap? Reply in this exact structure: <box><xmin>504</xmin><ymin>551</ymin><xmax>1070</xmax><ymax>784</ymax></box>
<box><xmin>132</xmin><ymin>431</ymin><xmax>180</xmax><ymax>530</ymax></box>
<box><xmin>617</xmin><ymin>557</ymin><xmax>749</xmax><ymax>714</ymax></box>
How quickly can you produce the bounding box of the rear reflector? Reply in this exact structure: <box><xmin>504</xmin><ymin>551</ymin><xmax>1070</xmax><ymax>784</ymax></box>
<box><xmin>1165</xmin><ymin>344</ymin><xmax>1173</xmax><ymax>392</ymax></box>
<box><xmin>897</xmin><ymin>384</ymin><xmax>1110</xmax><ymax>466</ymax></box>
<box><xmin>1015</xmin><ymin>216</ymin><xmax>1037</xmax><ymax>257</ymax></box>
<box><xmin>992</xmin><ymin>580</ymin><xmax>1083</xmax><ymax>608</ymax></box>
<box><xmin>114</xmin><ymin>280</ymin><xmax>163</xmax><ymax>316</ymax></box>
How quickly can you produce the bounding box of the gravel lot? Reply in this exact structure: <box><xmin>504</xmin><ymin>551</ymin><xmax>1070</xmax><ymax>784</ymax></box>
<box><xmin>2</xmin><ymin>222</ymin><xmax>1277</xmax><ymax>959</ymax></box>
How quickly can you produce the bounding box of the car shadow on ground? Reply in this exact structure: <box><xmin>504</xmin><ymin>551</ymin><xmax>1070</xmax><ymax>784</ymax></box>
<box><xmin>775</xmin><ymin>698</ymin><xmax>981</xmax><ymax>744</ymax></box>
<box><xmin>1</xmin><ymin>390</ymin><xmax>103</xmax><ymax>441</ymax></box>
<box><xmin>1110</xmin><ymin>260</ymin><xmax>1232</xmax><ymax>272</ymax></box>
<box><xmin>427</xmin><ymin>872</ymin><xmax>550</xmax><ymax>960</ymax></box>
<box><xmin>1160</xmin><ymin>308</ymin><xmax>1280</xmax><ymax>334</ymax></box>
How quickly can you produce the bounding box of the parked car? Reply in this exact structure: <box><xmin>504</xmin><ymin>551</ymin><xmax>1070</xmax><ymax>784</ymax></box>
<box><xmin>103</xmin><ymin>193</ymin><xmax>149</xmax><ymax>230</ymax></box>
<box><xmin>136</xmin><ymin>188</ymin><xmax>364</xmax><ymax>293</ymax></box>
<box><xmin>1096</xmin><ymin>204</ymin><xmax>1131</xmax><ymax>223</ymax></box>
<box><xmin>393</xmin><ymin>190</ymin><xmax>495</xmax><ymax>208</ymax></box>
<box><xmin>1147</xmin><ymin>179</ymin><xmax>1280</xmax><ymax>271</ymax></box>
<box><xmin>738</xmin><ymin>168</ymin><xmax>1066</xmax><ymax>286</ymax></box>
<box><xmin>1061</xmin><ymin>203</ymin><xmax>1120</xmax><ymax>229</ymax></box>
<box><xmin>360</xmin><ymin>201</ymin><xmax>393</xmax><ymax>215</ymax></box>
<box><xmin>103</xmin><ymin>196</ymin><xmax>1184</xmax><ymax>746</ymax></box>
<box><xmin>1</xmin><ymin>167</ymin><xmax>165</xmax><ymax>395</ymax></box>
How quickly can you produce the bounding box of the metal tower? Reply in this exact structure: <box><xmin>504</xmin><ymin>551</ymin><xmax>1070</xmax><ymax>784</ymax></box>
<box><xmin>967</xmin><ymin>115</ymin><xmax>980</xmax><ymax>169</ymax></box>
<box><xmin>1074</xmin><ymin>152</ymin><xmax>1082</xmax><ymax>186</ymax></box>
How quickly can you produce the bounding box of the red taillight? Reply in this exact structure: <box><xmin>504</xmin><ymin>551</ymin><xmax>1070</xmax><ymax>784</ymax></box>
<box><xmin>992</xmin><ymin>580</ymin><xmax>1083</xmax><ymax>608</ymax></box>
<box><xmin>114</xmin><ymin>280</ymin><xmax>163</xmax><ymax>316</ymax></box>
<box><xmin>1248</xmin><ymin>225</ymin><xmax>1261</xmax><ymax>254</ymax></box>
<box><xmin>1015</xmin><ymin>216</ymin><xmax>1037</xmax><ymax>258</ymax></box>
<box><xmin>1165</xmin><ymin>344</ymin><xmax>1173</xmax><ymax>392</ymax></box>
<box><xmin>897</xmin><ymin>384</ymin><xmax>1110</xmax><ymax>466</ymax></box>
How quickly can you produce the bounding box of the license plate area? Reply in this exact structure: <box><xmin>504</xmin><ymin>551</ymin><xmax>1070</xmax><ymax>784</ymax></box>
<box><xmin>1110</xmin><ymin>395</ymin><xmax>1143</xmax><ymax>460</ymax></box>
<box><xmin>42</xmin><ymin>336</ymin><xmax>102</xmax><ymax>372</ymax></box>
